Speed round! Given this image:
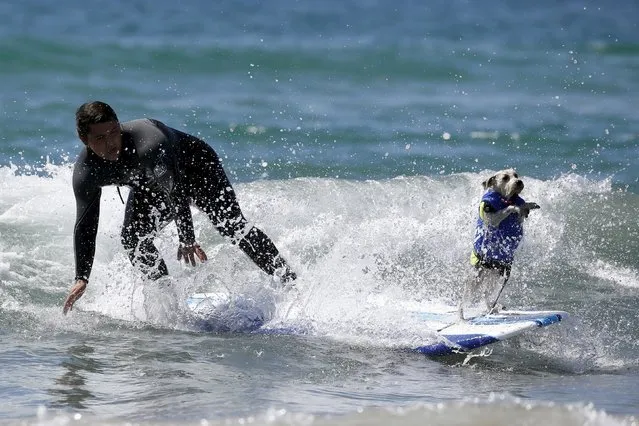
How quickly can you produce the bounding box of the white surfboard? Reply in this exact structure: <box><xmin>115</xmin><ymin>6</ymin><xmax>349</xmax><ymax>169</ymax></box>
<box><xmin>411</xmin><ymin>309</ymin><xmax>567</xmax><ymax>355</ymax></box>
<box><xmin>185</xmin><ymin>293</ymin><xmax>567</xmax><ymax>356</ymax></box>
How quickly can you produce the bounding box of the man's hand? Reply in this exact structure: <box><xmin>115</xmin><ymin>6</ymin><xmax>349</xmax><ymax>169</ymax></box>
<box><xmin>63</xmin><ymin>279</ymin><xmax>87</xmax><ymax>315</ymax></box>
<box><xmin>177</xmin><ymin>243</ymin><xmax>208</xmax><ymax>266</ymax></box>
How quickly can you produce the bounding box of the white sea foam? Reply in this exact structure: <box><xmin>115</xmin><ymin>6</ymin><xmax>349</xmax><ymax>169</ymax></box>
<box><xmin>0</xmin><ymin>164</ymin><xmax>636</xmax><ymax>361</ymax></box>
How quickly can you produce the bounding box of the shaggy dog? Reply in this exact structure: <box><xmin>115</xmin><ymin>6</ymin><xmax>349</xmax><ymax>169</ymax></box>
<box><xmin>459</xmin><ymin>169</ymin><xmax>540</xmax><ymax>319</ymax></box>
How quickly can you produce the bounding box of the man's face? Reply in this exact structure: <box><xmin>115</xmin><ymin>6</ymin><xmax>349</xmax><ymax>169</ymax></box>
<box><xmin>82</xmin><ymin>121</ymin><xmax>122</xmax><ymax>161</ymax></box>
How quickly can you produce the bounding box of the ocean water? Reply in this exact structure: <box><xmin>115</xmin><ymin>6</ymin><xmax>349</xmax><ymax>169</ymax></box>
<box><xmin>1</xmin><ymin>0</ymin><xmax>638</xmax><ymax>425</ymax></box>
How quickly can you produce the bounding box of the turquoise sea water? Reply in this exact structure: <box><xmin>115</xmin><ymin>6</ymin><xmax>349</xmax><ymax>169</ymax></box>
<box><xmin>1</xmin><ymin>0</ymin><xmax>638</xmax><ymax>424</ymax></box>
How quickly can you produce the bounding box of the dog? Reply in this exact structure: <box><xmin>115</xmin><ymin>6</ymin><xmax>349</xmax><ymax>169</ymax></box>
<box><xmin>459</xmin><ymin>169</ymin><xmax>540</xmax><ymax>319</ymax></box>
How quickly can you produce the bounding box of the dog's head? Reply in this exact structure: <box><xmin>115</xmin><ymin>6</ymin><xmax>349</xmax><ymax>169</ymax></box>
<box><xmin>482</xmin><ymin>168</ymin><xmax>524</xmax><ymax>199</ymax></box>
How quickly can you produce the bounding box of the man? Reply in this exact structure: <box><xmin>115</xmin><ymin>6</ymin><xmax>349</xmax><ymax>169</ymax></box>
<box><xmin>63</xmin><ymin>101</ymin><xmax>296</xmax><ymax>314</ymax></box>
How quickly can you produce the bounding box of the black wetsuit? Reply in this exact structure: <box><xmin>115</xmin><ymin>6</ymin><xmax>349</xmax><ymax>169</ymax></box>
<box><xmin>73</xmin><ymin>118</ymin><xmax>292</xmax><ymax>282</ymax></box>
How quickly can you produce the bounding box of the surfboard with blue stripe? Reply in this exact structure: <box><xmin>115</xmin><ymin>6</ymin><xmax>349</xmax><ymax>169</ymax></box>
<box><xmin>185</xmin><ymin>293</ymin><xmax>567</xmax><ymax>356</ymax></box>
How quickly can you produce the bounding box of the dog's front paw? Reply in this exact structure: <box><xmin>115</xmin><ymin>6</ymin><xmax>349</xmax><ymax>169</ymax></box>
<box><xmin>521</xmin><ymin>202</ymin><xmax>540</xmax><ymax>219</ymax></box>
<box><xmin>523</xmin><ymin>202</ymin><xmax>540</xmax><ymax>211</ymax></box>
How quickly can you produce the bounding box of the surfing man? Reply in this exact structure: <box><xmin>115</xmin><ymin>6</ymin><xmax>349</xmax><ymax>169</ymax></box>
<box><xmin>63</xmin><ymin>101</ymin><xmax>296</xmax><ymax>314</ymax></box>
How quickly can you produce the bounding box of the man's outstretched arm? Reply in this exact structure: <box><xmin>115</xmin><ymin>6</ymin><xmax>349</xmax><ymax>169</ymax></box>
<box><xmin>65</xmin><ymin>174</ymin><xmax>101</xmax><ymax>314</ymax></box>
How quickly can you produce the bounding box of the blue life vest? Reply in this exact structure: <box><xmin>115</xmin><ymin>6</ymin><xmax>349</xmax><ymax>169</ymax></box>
<box><xmin>472</xmin><ymin>189</ymin><xmax>525</xmax><ymax>265</ymax></box>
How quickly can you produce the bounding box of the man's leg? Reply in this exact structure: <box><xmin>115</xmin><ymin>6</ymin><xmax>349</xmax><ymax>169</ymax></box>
<box><xmin>121</xmin><ymin>190</ymin><xmax>170</xmax><ymax>280</ymax></box>
<box><xmin>195</xmin><ymin>186</ymin><xmax>296</xmax><ymax>282</ymax></box>
<box><xmin>185</xmin><ymin>141</ymin><xmax>296</xmax><ymax>282</ymax></box>
<box><xmin>237</xmin><ymin>226</ymin><xmax>294</xmax><ymax>278</ymax></box>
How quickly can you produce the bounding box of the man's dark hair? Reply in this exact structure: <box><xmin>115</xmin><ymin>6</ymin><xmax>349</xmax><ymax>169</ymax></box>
<box><xmin>75</xmin><ymin>101</ymin><xmax>119</xmax><ymax>140</ymax></box>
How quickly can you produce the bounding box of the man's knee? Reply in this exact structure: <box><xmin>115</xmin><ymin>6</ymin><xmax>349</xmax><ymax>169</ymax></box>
<box><xmin>121</xmin><ymin>227</ymin><xmax>168</xmax><ymax>280</ymax></box>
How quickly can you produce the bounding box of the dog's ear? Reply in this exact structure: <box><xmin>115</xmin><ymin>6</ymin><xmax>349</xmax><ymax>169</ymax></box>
<box><xmin>482</xmin><ymin>176</ymin><xmax>496</xmax><ymax>189</ymax></box>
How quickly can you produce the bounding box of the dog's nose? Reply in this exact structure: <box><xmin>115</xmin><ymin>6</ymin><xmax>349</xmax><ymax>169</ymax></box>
<box><xmin>516</xmin><ymin>180</ymin><xmax>524</xmax><ymax>189</ymax></box>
